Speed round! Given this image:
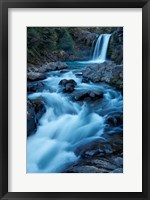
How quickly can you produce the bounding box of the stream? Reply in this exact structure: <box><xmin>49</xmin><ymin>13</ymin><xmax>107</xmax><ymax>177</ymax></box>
<box><xmin>27</xmin><ymin>62</ymin><xmax>123</xmax><ymax>173</ymax></box>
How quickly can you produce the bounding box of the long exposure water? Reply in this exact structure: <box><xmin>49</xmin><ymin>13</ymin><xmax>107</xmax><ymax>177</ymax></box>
<box><xmin>27</xmin><ymin>63</ymin><xmax>123</xmax><ymax>173</ymax></box>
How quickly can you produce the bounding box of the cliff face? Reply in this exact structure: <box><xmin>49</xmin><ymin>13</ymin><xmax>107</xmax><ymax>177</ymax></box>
<box><xmin>107</xmin><ymin>27</ymin><xmax>123</xmax><ymax>64</ymax></box>
<box><xmin>27</xmin><ymin>27</ymin><xmax>123</xmax><ymax>65</ymax></box>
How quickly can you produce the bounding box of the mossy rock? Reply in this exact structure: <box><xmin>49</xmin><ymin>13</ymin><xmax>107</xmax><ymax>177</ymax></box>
<box><xmin>110</xmin><ymin>78</ymin><xmax>123</xmax><ymax>90</ymax></box>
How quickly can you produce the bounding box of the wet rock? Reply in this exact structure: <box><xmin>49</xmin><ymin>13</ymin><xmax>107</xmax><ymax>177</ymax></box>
<box><xmin>64</xmin><ymin>84</ymin><xmax>75</xmax><ymax>93</ymax></box>
<box><xmin>59</xmin><ymin>79</ymin><xmax>68</xmax><ymax>86</ymax></box>
<box><xmin>105</xmin><ymin>112</ymin><xmax>123</xmax><ymax>127</ymax></box>
<box><xmin>27</xmin><ymin>62</ymin><xmax>68</xmax><ymax>77</ymax></box>
<box><xmin>75</xmin><ymin>140</ymin><xmax>114</xmax><ymax>159</ymax></box>
<box><xmin>27</xmin><ymin>100</ymin><xmax>36</xmax><ymax>136</ymax></box>
<box><xmin>75</xmin><ymin>73</ymin><xmax>82</xmax><ymax>78</ymax></box>
<box><xmin>46</xmin><ymin>62</ymin><xmax>68</xmax><ymax>71</ymax></box>
<box><xmin>27</xmin><ymin>64</ymin><xmax>47</xmax><ymax>81</ymax></box>
<box><xmin>27</xmin><ymin>97</ymin><xmax>46</xmax><ymax>136</ymax></box>
<box><xmin>50</xmin><ymin>51</ymin><xmax>70</xmax><ymax>62</ymax></box>
<box><xmin>27</xmin><ymin>82</ymin><xmax>44</xmax><ymax>92</ymax></box>
<box><xmin>60</xmin><ymin>69</ymin><xmax>69</xmax><ymax>73</ymax></box>
<box><xmin>107</xmin><ymin>27</ymin><xmax>123</xmax><ymax>64</ymax></box>
<box><xmin>32</xmin><ymin>98</ymin><xmax>46</xmax><ymax>123</ymax></box>
<box><xmin>73</xmin><ymin>90</ymin><xmax>103</xmax><ymax>101</ymax></box>
<box><xmin>82</xmin><ymin>61</ymin><xmax>123</xmax><ymax>89</ymax></box>
<box><xmin>91</xmin><ymin>159</ymin><xmax>117</xmax><ymax>170</ymax></box>
<box><xmin>27</xmin><ymin>64</ymin><xmax>47</xmax><ymax>73</ymax></box>
<box><xmin>64</xmin><ymin>134</ymin><xmax>123</xmax><ymax>173</ymax></box>
<box><xmin>104</xmin><ymin>145</ymin><xmax>113</xmax><ymax>154</ymax></box>
<box><xmin>84</xmin><ymin>149</ymin><xmax>101</xmax><ymax>157</ymax></box>
<box><xmin>111</xmin><ymin>168</ymin><xmax>123</xmax><ymax>173</ymax></box>
<box><xmin>27</xmin><ymin>72</ymin><xmax>46</xmax><ymax>81</ymax></box>
<box><xmin>59</xmin><ymin>79</ymin><xmax>77</xmax><ymax>93</ymax></box>
<box><xmin>82</xmin><ymin>78</ymin><xmax>89</xmax><ymax>83</ymax></box>
<box><xmin>65</xmin><ymin>132</ymin><xmax>123</xmax><ymax>173</ymax></box>
<box><xmin>65</xmin><ymin>165</ymin><xmax>108</xmax><ymax>173</ymax></box>
<box><xmin>102</xmin><ymin>133</ymin><xmax>123</xmax><ymax>156</ymax></box>
<box><xmin>112</xmin><ymin>157</ymin><xmax>123</xmax><ymax>167</ymax></box>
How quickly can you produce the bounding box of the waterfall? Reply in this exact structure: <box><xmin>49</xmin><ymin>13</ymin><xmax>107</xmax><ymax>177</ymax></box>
<box><xmin>92</xmin><ymin>34</ymin><xmax>111</xmax><ymax>62</ymax></box>
<box><xmin>72</xmin><ymin>33</ymin><xmax>111</xmax><ymax>64</ymax></box>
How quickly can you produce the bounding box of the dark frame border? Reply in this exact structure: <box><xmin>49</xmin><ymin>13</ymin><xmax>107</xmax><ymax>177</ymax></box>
<box><xmin>0</xmin><ymin>0</ymin><xmax>149</xmax><ymax>199</ymax></box>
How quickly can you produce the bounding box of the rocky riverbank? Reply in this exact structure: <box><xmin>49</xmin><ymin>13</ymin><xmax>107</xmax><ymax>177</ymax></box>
<box><xmin>27</xmin><ymin>61</ymin><xmax>123</xmax><ymax>137</ymax></box>
<box><xmin>64</xmin><ymin>132</ymin><xmax>123</xmax><ymax>173</ymax></box>
<box><xmin>82</xmin><ymin>61</ymin><xmax>123</xmax><ymax>90</ymax></box>
<box><xmin>27</xmin><ymin>61</ymin><xmax>123</xmax><ymax>173</ymax></box>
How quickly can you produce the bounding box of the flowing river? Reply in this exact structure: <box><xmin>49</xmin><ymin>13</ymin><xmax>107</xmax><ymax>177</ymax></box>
<box><xmin>27</xmin><ymin>62</ymin><xmax>123</xmax><ymax>173</ymax></box>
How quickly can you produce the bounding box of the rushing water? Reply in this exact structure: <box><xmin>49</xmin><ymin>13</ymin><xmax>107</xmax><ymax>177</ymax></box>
<box><xmin>27</xmin><ymin>33</ymin><xmax>122</xmax><ymax>173</ymax></box>
<box><xmin>92</xmin><ymin>34</ymin><xmax>111</xmax><ymax>62</ymax></box>
<box><xmin>70</xmin><ymin>34</ymin><xmax>111</xmax><ymax>65</ymax></box>
<box><xmin>27</xmin><ymin>64</ymin><xmax>123</xmax><ymax>173</ymax></box>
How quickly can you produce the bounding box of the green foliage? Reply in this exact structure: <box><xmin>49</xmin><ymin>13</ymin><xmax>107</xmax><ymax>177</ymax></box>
<box><xmin>110</xmin><ymin>78</ymin><xmax>123</xmax><ymax>89</ymax></box>
<box><xmin>27</xmin><ymin>27</ymin><xmax>120</xmax><ymax>64</ymax></box>
<box><xmin>27</xmin><ymin>27</ymin><xmax>59</xmax><ymax>63</ymax></box>
<box><xmin>59</xmin><ymin>30</ymin><xmax>74</xmax><ymax>52</ymax></box>
<box><xmin>27</xmin><ymin>27</ymin><xmax>58</xmax><ymax>52</ymax></box>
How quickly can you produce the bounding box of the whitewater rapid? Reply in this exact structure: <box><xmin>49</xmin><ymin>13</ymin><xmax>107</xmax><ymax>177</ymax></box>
<box><xmin>27</xmin><ymin>65</ymin><xmax>123</xmax><ymax>173</ymax></box>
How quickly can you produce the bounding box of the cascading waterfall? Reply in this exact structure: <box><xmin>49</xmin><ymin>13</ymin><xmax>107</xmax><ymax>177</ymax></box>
<box><xmin>71</xmin><ymin>34</ymin><xmax>111</xmax><ymax>65</ymax></box>
<box><xmin>92</xmin><ymin>34</ymin><xmax>111</xmax><ymax>62</ymax></box>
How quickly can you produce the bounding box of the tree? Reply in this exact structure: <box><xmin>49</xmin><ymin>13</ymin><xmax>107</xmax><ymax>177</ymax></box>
<box><xmin>59</xmin><ymin>30</ymin><xmax>74</xmax><ymax>52</ymax></box>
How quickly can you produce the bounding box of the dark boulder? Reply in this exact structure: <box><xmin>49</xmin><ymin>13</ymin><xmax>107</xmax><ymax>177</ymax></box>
<box><xmin>46</xmin><ymin>62</ymin><xmax>68</xmax><ymax>71</ymax></box>
<box><xmin>59</xmin><ymin>79</ymin><xmax>77</xmax><ymax>93</ymax></box>
<box><xmin>32</xmin><ymin>98</ymin><xmax>46</xmax><ymax>123</ymax></box>
<box><xmin>75</xmin><ymin>140</ymin><xmax>113</xmax><ymax>158</ymax></box>
<box><xmin>82</xmin><ymin>77</ymin><xmax>89</xmax><ymax>83</ymax></box>
<box><xmin>73</xmin><ymin>90</ymin><xmax>103</xmax><ymax>101</ymax></box>
<box><xmin>59</xmin><ymin>79</ymin><xmax>68</xmax><ymax>86</ymax></box>
<box><xmin>27</xmin><ymin>100</ymin><xmax>36</xmax><ymax>136</ymax></box>
<box><xmin>105</xmin><ymin>112</ymin><xmax>123</xmax><ymax>127</ymax></box>
<box><xmin>27</xmin><ymin>97</ymin><xmax>46</xmax><ymax>137</ymax></box>
<box><xmin>60</xmin><ymin>69</ymin><xmax>69</xmax><ymax>73</ymax></box>
<box><xmin>102</xmin><ymin>132</ymin><xmax>123</xmax><ymax>154</ymax></box>
<box><xmin>27</xmin><ymin>72</ymin><xmax>46</xmax><ymax>81</ymax></box>
<box><xmin>27</xmin><ymin>82</ymin><xmax>44</xmax><ymax>92</ymax></box>
<box><xmin>75</xmin><ymin>73</ymin><xmax>82</xmax><ymax>78</ymax></box>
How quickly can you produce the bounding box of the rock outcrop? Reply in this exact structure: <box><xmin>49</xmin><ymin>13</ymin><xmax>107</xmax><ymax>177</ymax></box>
<box><xmin>82</xmin><ymin>61</ymin><xmax>123</xmax><ymax>90</ymax></box>
<box><xmin>65</xmin><ymin>132</ymin><xmax>123</xmax><ymax>173</ymax></box>
<box><xmin>107</xmin><ymin>27</ymin><xmax>123</xmax><ymax>64</ymax></box>
<box><xmin>27</xmin><ymin>97</ymin><xmax>46</xmax><ymax>136</ymax></box>
<box><xmin>59</xmin><ymin>79</ymin><xmax>77</xmax><ymax>93</ymax></box>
